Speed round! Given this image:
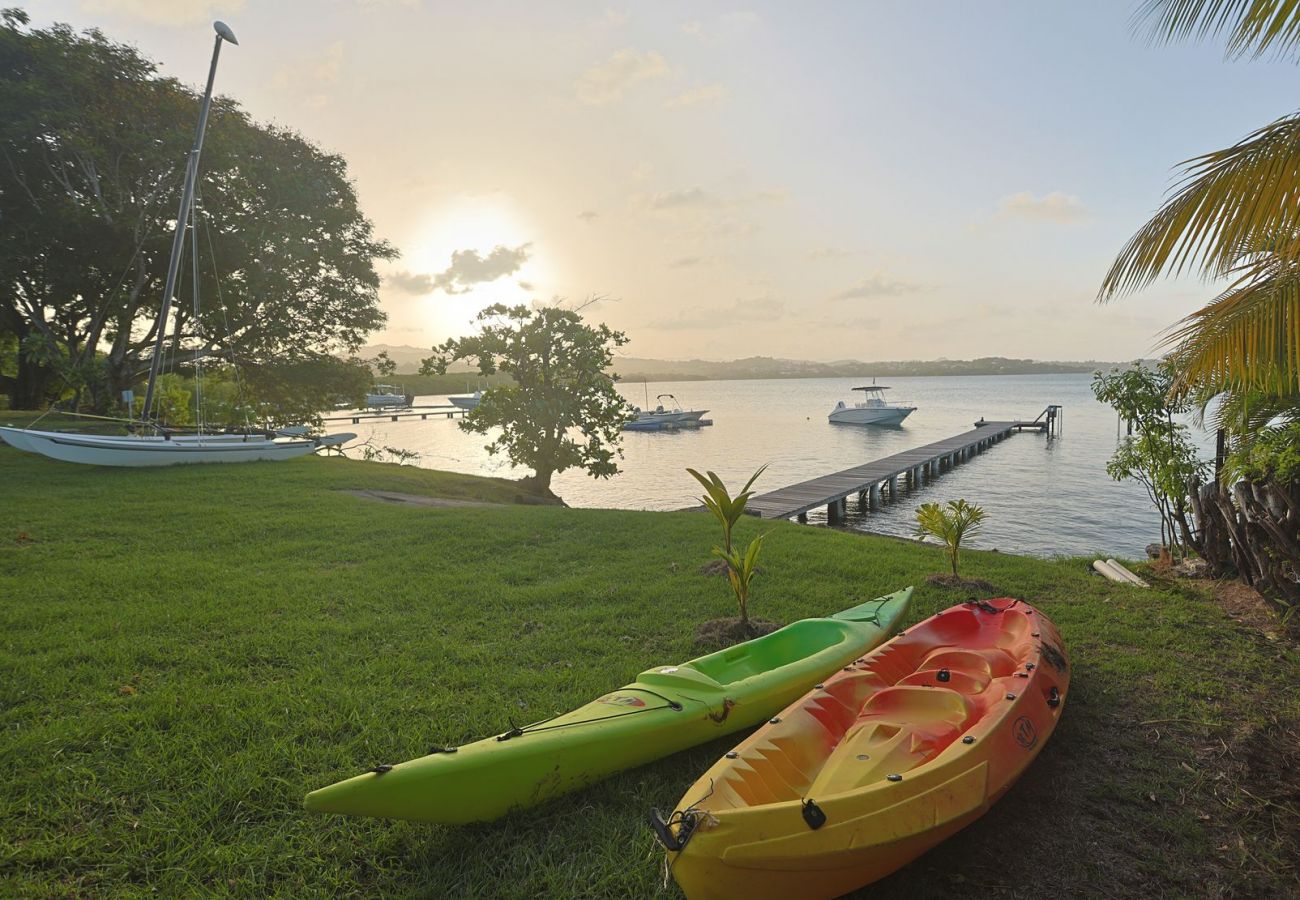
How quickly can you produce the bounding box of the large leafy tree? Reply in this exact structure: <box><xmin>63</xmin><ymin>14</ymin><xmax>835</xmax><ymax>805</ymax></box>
<box><xmin>421</xmin><ymin>302</ymin><xmax>633</xmax><ymax>493</ymax></box>
<box><xmin>0</xmin><ymin>10</ymin><xmax>394</xmax><ymax>411</ymax></box>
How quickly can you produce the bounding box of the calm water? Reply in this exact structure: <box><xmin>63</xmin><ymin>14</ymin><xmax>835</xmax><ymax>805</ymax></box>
<box><xmin>347</xmin><ymin>374</ymin><xmax>1210</xmax><ymax>558</ymax></box>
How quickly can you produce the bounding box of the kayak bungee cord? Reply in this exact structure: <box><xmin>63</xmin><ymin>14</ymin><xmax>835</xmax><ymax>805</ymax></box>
<box><xmin>494</xmin><ymin>687</ymin><xmax>694</xmax><ymax>742</ymax></box>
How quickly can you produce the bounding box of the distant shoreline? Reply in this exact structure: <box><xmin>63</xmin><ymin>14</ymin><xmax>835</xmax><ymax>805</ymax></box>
<box><xmin>607</xmin><ymin>367</ymin><xmax>1101</xmax><ymax>383</ymax></box>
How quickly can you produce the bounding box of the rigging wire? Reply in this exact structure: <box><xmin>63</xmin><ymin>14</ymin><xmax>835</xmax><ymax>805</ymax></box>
<box><xmin>194</xmin><ymin>179</ymin><xmax>250</xmax><ymax>429</ymax></box>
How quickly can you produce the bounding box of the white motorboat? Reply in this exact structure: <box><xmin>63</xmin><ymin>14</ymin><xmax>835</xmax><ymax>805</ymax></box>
<box><xmin>366</xmin><ymin>385</ymin><xmax>413</xmax><ymax>408</ymax></box>
<box><xmin>623</xmin><ymin>403</ymin><xmax>689</xmax><ymax>431</ymax></box>
<box><xmin>448</xmin><ymin>390</ymin><xmax>482</xmax><ymax>411</ymax></box>
<box><xmin>828</xmin><ymin>384</ymin><xmax>916</xmax><ymax>426</ymax></box>
<box><xmin>0</xmin><ymin>427</ymin><xmax>354</xmax><ymax>467</ymax></box>
<box><xmin>0</xmin><ymin>22</ymin><xmax>355</xmax><ymax>468</ymax></box>
<box><xmin>656</xmin><ymin>394</ymin><xmax>709</xmax><ymax>424</ymax></box>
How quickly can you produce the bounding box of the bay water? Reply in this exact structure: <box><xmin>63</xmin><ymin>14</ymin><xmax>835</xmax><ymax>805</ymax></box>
<box><xmin>350</xmin><ymin>373</ymin><xmax>1208</xmax><ymax>558</ymax></box>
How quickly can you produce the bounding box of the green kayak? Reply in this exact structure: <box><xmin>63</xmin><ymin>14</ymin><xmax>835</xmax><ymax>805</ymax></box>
<box><xmin>304</xmin><ymin>588</ymin><xmax>912</xmax><ymax>824</ymax></box>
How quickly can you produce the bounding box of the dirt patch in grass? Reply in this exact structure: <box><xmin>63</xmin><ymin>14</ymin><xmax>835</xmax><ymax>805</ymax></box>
<box><xmin>693</xmin><ymin>617</ymin><xmax>782</xmax><ymax>650</ymax></box>
<box><xmin>925</xmin><ymin>573</ymin><xmax>1000</xmax><ymax>595</ymax></box>
<box><xmin>1214</xmin><ymin>579</ymin><xmax>1293</xmax><ymax>643</ymax></box>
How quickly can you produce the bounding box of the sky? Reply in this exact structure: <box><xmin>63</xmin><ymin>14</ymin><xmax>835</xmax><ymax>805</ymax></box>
<box><xmin>30</xmin><ymin>1</ymin><xmax>1300</xmax><ymax>362</ymax></box>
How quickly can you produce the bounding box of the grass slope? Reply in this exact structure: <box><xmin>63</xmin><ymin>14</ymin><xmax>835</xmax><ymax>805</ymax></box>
<box><xmin>0</xmin><ymin>448</ymin><xmax>1296</xmax><ymax>898</ymax></box>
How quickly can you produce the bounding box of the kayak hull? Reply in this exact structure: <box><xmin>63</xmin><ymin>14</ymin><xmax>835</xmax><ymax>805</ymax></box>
<box><xmin>304</xmin><ymin>589</ymin><xmax>913</xmax><ymax>824</ymax></box>
<box><xmin>662</xmin><ymin>598</ymin><xmax>1069</xmax><ymax>900</ymax></box>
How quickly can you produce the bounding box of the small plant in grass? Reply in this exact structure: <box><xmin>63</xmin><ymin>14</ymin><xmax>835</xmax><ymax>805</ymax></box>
<box><xmin>688</xmin><ymin>465</ymin><xmax>767</xmax><ymax>626</ymax></box>
<box><xmin>915</xmin><ymin>499</ymin><xmax>985</xmax><ymax>577</ymax></box>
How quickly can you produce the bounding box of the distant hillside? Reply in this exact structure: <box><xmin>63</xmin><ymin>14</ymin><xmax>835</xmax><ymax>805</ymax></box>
<box><xmin>606</xmin><ymin>355</ymin><xmax>1127</xmax><ymax>381</ymax></box>
<box><xmin>359</xmin><ymin>346</ymin><xmax>1137</xmax><ymax>381</ymax></box>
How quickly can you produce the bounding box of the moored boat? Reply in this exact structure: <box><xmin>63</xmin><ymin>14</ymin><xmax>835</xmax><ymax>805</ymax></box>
<box><xmin>448</xmin><ymin>390</ymin><xmax>482</xmax><ymax>411</ymax></box>
<box><xmin>655</xmin><ymin>597</ymin><xmax>1069</xmax><ymax>899</ymax></box>
<box><xmin>303</xmin><ymin>588</ymin><xmax>913</xmax><ymax>825</ymax></box>
<box><xmin>365</xmin><ymin>384</ymin><xmax>414</xmax><ymax>408</ymax></box>
<box><xmin>828</xmin><ymin>384</ymin><xmax>916</xmax><ymax>426</ymax></box>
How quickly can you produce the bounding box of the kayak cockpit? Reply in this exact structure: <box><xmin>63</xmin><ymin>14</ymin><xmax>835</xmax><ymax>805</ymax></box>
<box><xmin>686</xmin><ymin>620</ymin><xmax>857</xmax><ymax>685</ymax></box>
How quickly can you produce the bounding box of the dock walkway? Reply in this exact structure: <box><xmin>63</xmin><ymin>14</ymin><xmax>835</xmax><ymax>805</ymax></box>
<box><xmin>748</xmin><ymin>407</ymin><xmax>1059</xmax><ymax>523</ymax></box>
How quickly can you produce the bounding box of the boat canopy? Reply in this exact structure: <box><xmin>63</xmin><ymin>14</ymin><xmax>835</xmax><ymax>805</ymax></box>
<box><xmin>852</xmin><ymin>385</ymin><xmax>891</xmax><ymax>392</ymax></box>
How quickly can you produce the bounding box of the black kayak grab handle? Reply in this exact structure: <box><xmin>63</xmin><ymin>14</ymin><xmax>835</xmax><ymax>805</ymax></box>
<box><xmin>649</xmin><ymin>808</ymin><xmax>685</xmax><ymax>851</ymax></box>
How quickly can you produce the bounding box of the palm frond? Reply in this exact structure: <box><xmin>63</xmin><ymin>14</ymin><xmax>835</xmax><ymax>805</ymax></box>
<box><xmin>1136</xmin><ymin>0</ymin><xmax>1300</xmax><ymax>61</ymax></box>
<box><xmin>1161</xmin><ymin>259</ymin><xmax>1300</xmax><ymax>396</ymax></box>
<box><xmin>1099</xmin><ymin>113</ymin><xmax>1300</xmax><ymax>300</ymax></box>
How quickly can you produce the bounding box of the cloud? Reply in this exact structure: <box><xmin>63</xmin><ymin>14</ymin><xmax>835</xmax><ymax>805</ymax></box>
<box><xmin>995</xmin><ymin>191</ymin><xmax>1089</xmax><ymax>224</ymax></box>
<box><xmin>385</xmin><ymin>243</ymin><xmax>531</xmax><ymax>296</ymax></box>
<box><xmin>681</xmin><ymin>20</ymin><xmax>704</xmax><ymax>37</ymax></box>
<box><xmin>575</xmin><ymin>49</ymin><xmax>667</xmax><ymax>105</ymax></box>
<box><xmin>385</xmin><ymin>270</ymin><xmax>434</xmax><ymax>295</ymax></box>
<box><xmin>577</xmin><ymin>210</ymin><xmax>599</xmax><ymax>223</ymax></box>
<box><xmin>79</xmin><ymin>0</ymin><xmax>244</xmax><ymax>25</ymax></box>
<box><xmin>517</xmin><ymin>280</ymin><xmax>535</xmax><ymax>292</ymax></box>
<box><xmin>272</xmin><ymin>42</ymin><xmax>345</xmax><ymax>109</ymax></box>
<box><xmin>666</xmin><ymin>83</ymin><xmax>728</xmax><ymax>108</ymax></box>
<box><xmin>669</xmin><ymin>256</ymin><xmax>709</xmax><ymax>268</ymax></box>
<box><xmin>648</xmin><ymin>187</ymin><xmax>716</xmax><ymax>210</ymax></box>
<box><xmin>432</xmin><ymin>244</ymin><xmax>532</xmax><ymax>294</ymax></box>
<box><xmin>654</xmin><ymin>295</ymin><xmax>784</xmax><ymax>330</ymax></box>
<box><xmin>831</xmin><ymin>272</ymin><xmax>925</xmax><ymax>301</ymax></box>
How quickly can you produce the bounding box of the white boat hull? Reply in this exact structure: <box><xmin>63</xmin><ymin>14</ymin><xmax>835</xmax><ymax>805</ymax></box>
<box><xmin>449</xmin><ymin>395</ymin><xmax>481</xmax><ymax>411</ymax></box>
<box><xmin>828</xmin><ymin>406</ymin><xmax>915</xmax><ymax>426</ymax></box>
<box><xmin>0</xmin><ymin>427</ymin><xmax>354</xmax><ymax>467</ymax></box>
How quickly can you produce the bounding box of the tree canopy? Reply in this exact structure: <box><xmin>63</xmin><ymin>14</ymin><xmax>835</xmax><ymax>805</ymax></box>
<box><xmin>0</xmin><ymin>10</ymin><xmax>394</xmax><ymax>411</ymax></box>
<box><xmin>421</xmin><ymin>302</ymin><xmax>632</xmax><ymax>493</ymax></box>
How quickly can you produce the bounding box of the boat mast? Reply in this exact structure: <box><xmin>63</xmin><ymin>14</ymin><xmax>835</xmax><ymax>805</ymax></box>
<box><xmin>141</xmin><ymin>21</ymin><xmax>238</xmax><ymax>421</ymax></box>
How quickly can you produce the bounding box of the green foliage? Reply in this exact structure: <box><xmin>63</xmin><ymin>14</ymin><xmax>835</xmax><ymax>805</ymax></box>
<box><xmin>240</xmin><ymin>354</ymin><xmax>370</xmax><ymax>428</ymax></box>
<box><xmin>715</xmin><ymin>533</ymin><xmax>765</xmax><ymax>625</ymax></box>
<box><xmin>421</xmin><ymin>302</ymin><xmax>631</xmax><ymax>492</ymax></box>
<box><xmin>1224</xmin><ymin>421</ymin><xmax>1300</xmax><ymax>483</ymax></box>
<box><xmin>688</xmin><ymin>465</ymin><xmax>769</xmax><ymax>624</ymax></box>
<box><xmin>0</xmin><ymin>16</ymin><xmax>394</xmax><ymax>412</ymax></box>
<box><xmin>686</xmin><ymin>464</ymin><xmax>767</xmax><ymax>555</ymax></box>
<box><xmin>914</xmin><ymin>499</ymin><xmax>985</xmax><ymax>576</ymax></box>
<box><xmin>130</xmin><ymin>373</ymin><xmax>192</xmax><ymax>426</ymax></box>
<box><xmin>1092</xmin><ymin>363</ymin><xmax>1208</xmax><ymax>555</ymax></box>
<box><xmin>370</xmin><ymin>351</ymin><xmax>397</xmax><ymax>379</ymax></box>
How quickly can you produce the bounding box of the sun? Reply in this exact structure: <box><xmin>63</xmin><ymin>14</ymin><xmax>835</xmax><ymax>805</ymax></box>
<box><xmin>408</xmin><ymin>196</ymin><xmax>534</xmax><ymax>279</ymax></box>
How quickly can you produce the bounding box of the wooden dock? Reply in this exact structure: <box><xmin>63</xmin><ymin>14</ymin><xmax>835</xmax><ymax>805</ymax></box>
<box><xmin>321</xmin><ymin>405</ymin><xmax>467</xmax><ymax>425</ymax></box>
<box><xmin>748</xmin><ymin>406</ymin><xmax>1060</xmax><ymax>523</ymax></box>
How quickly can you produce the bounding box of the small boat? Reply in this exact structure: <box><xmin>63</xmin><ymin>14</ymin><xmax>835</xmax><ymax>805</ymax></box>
<box><xmin>658</xmin><ymin>393</ymin><xmax>709</xmax><ymax>424</ymax></box>
<box><xmin>303</xmin><ymin>588</ymin><xmax>913</xmax><ymax>825</ymax></box>
<box><xmin>828</xmin><ymin>384</ymin><xmax>916</xmax><ymax>426</ymax></box>
<box><xmin>365</xmin><ymin>384</ymin><xmax>413</xmax><ymax>408</ymax></box>
<box><xmin>655</xmin><ymin>598</ymin><xmax>1068</xmax><ymax>900</ymax></box>
<box><xmin>0</xmin><ymin>426</ymin><xmax>354</xmax><ymax>467</ymax></box>
<box><xmin>623</xmin><ymin>403</ymin><xmax>689</xmax><ymax>431</ymax></box>
<box><xmin>448</xmin><ymin>390</ymin><xmax>482</xmax><ymax>411</ymax></box>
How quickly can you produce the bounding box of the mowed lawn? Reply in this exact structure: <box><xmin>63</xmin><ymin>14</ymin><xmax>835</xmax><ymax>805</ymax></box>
<box><xmin>0</xmin><ymin>447</ymin><xmax>1296</xmax><ymax>898</ymax></box>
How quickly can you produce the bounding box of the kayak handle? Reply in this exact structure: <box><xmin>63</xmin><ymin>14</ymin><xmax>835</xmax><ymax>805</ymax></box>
<box><xmin>649</xmin><ymin>808</ymin><xmax>689</xmax><ymax>851</ymax></box>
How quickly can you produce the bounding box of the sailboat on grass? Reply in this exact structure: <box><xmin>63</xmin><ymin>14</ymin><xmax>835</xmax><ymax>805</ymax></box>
<box><xmin>0</xmin><ymin>22</ymin><xmax>354</xmax><ymax>467</ymax></box>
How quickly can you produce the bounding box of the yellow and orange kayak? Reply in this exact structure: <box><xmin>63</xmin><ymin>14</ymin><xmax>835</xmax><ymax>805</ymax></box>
<box><xmin>655</xmin><ymin>598</ymin><xmax>1069</xmax><ymax>899</ymax></box>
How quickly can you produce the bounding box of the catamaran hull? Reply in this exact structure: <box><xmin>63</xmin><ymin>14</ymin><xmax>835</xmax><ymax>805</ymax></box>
<box><xmin>0</xmin><ymin>427</ymin><xmax>352</xmax><ymax>467</ymax></box>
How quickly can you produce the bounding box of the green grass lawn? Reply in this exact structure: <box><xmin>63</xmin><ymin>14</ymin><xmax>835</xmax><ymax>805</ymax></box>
<box><xmin>0</xmin><ymin>447</ymin><xmax>1296</xmax><ymax>898</ymax></box>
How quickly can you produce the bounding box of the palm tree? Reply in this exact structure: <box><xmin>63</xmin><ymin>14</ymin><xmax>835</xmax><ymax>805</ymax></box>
<box><xmin>1101</xmin><ymin>2</ymin><xmax>1300</xmax><ymax>404</ymax></box>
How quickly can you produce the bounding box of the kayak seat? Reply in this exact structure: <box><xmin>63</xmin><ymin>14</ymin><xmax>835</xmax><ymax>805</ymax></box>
<box><xmin>806</xmin><ymin>687</ymin><xmax>976</xmax><ymax>795</ymax></box>
<box><xmin>636</xmin><ymin>665</ymin><xmax>723</xmax><ymax>692</ymax></box>
<box><xmin>921</xmin><ymin>647</ymin><xmax>1019</xmax><ymax>680</ymax></box>
<box><xmin>898</xmin><ymin>667</ymin><xmax>990</xmax><ymax>695</ymax></box>
<box><xmin>689</xmin><ymin>620</ymin><xmax>850</xmax><ymax>685</ymax></box>
<box><xmin>858</xmin><ymin>685</ymin><xmax>978</xmax><ymax>732</ymax></box>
